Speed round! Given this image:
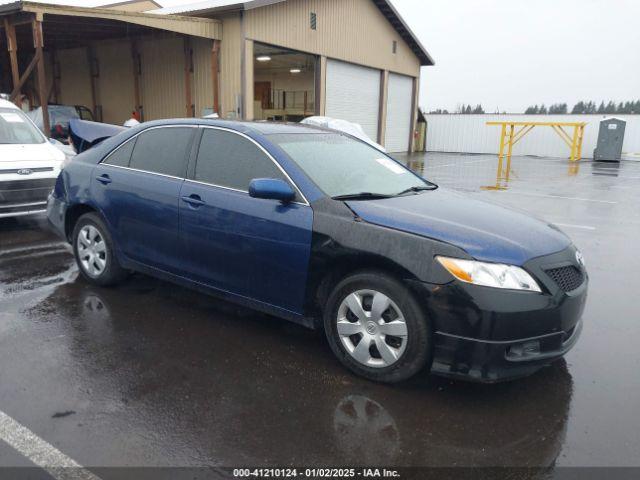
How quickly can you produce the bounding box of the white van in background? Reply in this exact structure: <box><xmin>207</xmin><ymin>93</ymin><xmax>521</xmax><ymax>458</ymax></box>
<box><xmin>0</xmin><ymin>99</ymin><xmax>66</xmax><ymax>219</ymax></box>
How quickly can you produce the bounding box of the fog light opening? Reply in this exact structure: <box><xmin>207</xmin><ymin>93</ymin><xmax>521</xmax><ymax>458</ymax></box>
<box><xmin>508</xmin><ymin>340</ymin><xmax>541</xmax><ymax>359</ymax></box>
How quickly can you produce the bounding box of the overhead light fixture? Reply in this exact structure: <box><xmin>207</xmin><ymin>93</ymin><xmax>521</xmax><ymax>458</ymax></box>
<box><xmin>290</xmin><ymin>68</ymin><xmax>301</xmax><ymax>74</ymax></box>
<box><xmin>256</xmin><ymin>55</ymin><xmax>271</xmax><ymax>62</ymax></box>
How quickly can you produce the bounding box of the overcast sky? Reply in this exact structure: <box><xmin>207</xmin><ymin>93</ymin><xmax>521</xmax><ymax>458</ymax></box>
<box><xmin>6</xmin><ymin>0</ymin><xmax>639</xmax><ymax>113</ymax></box>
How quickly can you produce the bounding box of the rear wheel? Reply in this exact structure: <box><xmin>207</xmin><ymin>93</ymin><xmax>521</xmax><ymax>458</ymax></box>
<box><xmin>324</xmin><ymin>271</ymin><xmax>431</xmax><ymax>383</ymax></box>
<box><xmin>72</xmin><ymin>212</ymin><xmax>127</xmax><ymax>286</ymax></box>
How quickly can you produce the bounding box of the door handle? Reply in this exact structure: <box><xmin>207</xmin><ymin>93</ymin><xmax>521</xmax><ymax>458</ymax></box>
<box><xmin>181</xmin><ymin>194</ymin><xmax>205</xmax><ymax>207</ymax></box>
<box><xmin>96</xmin><ymin>174</ymin><xmax>112</xmax><ymax>185</ymax></box>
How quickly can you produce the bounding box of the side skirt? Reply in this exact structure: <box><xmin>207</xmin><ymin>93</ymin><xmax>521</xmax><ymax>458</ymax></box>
<box><xmin>119</xmin><ymin>257</ymin><xmax>317</xmax><ymax>330</ymax></box>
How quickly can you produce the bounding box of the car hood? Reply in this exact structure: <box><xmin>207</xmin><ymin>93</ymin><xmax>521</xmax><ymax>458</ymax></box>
<box><xmin>345</xmin><ymin>188</ymin><xmax>571</xmax><ymax>266</ymax></box>
<box><xmin>0</xmin><ymin>142</ymin><xmax>65</xmax><ymax>167</ymax></box>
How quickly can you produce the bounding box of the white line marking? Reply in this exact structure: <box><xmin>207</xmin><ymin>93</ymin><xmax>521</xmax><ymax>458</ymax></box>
<box><xmin>501</xmin><ymin>191</ymin><xmax>618</xmax><ymax>204</ymax></box>
<box><xmin>553</xmin><ymin>223</ymin><xmax>597</xmax><ymax>231</ymax></box>
<box><xmin>0</xmin><ymin>410</ymin><xmax>101</xmax><ymax>480</ymax></box>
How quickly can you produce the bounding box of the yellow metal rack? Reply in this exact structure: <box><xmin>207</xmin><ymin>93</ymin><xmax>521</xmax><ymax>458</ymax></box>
<box><xmin>486</xmin><ymin>121</ymin><xmax>587</xmax><ymax>186</ymax></box>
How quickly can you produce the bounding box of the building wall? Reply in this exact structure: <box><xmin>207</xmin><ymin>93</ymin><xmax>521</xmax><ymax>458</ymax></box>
<box><xmin>139</xmin><ymin>35</ymin><xmax>185</xmax><ymax>120</ymax></box>
<box><xmin>219</xmin><ymin>13</ymin><xmax>242</xmax><ymax>119</ymax></box>
<box><xmin>57</xmin><ymin>47</ymin><xmax>93</xmax><ymax>109</ymax></box>
<box><xmin>243</xmin><ymin>0</ymin><xmax>421</xmax><ymax>78</ymax></box>
<box><xmin>192</xmin><ymin>36</ymin><xmax>215</xmax><ymax>116</ymax></box>
<box><xmin>424</xmin><ymin>114</ymin><xmax>640</xmax><ymax>160</ymax></box>
<box><xmin>95</xmin><ymin>39</ymin><xmax>136</xmax><ymax>124</ymax></box>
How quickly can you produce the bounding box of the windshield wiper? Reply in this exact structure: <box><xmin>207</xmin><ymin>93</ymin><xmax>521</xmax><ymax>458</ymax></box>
<box><xmin>332</xmin><ymin>192</ymin><xmax>394</xmax><ymax>201</ymax></box>
<box><xmin>395</xmin><ymin>184</ymin><xmax>438</xmax><ymax>196</ymax></box>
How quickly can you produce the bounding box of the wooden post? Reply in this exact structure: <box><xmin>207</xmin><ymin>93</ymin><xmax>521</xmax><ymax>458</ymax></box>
<box><xmin>49</xmin><ymin>48</ymin><xmax>60</xmax><ymax>103</ymax></box>
<box><xmin>130</xmin><ymin>40</ymin><xmax>142</xmax><ymax>121</ymax></box>
<box><xmin>33</xmin><ymin>19</ymin><xmax>50</xmax><ymax>136</ymax></box>
<box><xmin>184</xmin><ymin>36</ymin><xmax>193</xmax><ymax>117</ymax></box>
<box><xmin>87</xmin><ymin>45</ymin><xmax>101</xmax><ymax>122</ymax></box>
<box><xmin>4</xmin><ymin>18</ymin><xmax>21</xmax><ymax>106</ymax></box>
<box><xmin>211</xmin><ymin>39</ymin><xmax>220</xmax><ymax>115</ymax></box>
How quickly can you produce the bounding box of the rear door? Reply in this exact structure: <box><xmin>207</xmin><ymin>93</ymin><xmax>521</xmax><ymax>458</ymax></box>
<box><xmin>179</xmin><ymin>127</ymin><xmax>313</xmax><ymax>314</ymax></box>
<box><xmin>92</xmin><ymin>125</ymin><xmax>196</xmax><ymax>273</ymax></box>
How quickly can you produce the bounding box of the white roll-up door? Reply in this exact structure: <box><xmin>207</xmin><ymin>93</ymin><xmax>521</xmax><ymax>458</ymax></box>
<box><xmin>325</xmin><ymin>59</ymin><xmax>380</xmax><ymax>142</ymax></box>
<box><xmin>385</xmin><ymin>73</ymin><xmax>414</xmax><ymax>152</ymax></box>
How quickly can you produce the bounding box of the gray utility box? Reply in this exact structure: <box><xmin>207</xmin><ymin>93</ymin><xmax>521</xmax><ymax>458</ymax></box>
<box><xmin>594</xmin><ymin>117</ymin><xmax>626</xmax><ymax>161</ymax></box>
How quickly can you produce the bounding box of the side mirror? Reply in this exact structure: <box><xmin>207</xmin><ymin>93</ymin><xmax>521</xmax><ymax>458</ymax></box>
<box><xmin>249</xmin><ymin>178</ymin><xmax>296</xmax><ymax>203</ymax></box>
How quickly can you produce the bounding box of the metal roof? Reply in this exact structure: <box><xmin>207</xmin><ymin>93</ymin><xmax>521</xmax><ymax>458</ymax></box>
<box><xmin>0</xmin><ymin>1</ymin><xmax>221</xmax><ymax>39</ymax></box>
<box><xmin>149</xmin><ymin>0</ymin><xmax>434</xmax><ymax>66</ymax></box>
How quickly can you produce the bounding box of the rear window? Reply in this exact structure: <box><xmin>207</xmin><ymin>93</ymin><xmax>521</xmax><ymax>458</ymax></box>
<box><xmin>0</xmin><ymin>108</ymin><xmax>46</xmax><ymax>145</ymax></box>
<box><xmin>128</xmin><ymin>127</ymin><xmax>194</xmax><ymax>178</ymax></box>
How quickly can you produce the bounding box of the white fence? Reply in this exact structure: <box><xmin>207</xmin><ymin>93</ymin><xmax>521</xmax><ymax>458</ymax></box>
<box><xmin>425</xmin><ymin>114</ymin><xmax>640</xmax><ymax>159</ymax></box>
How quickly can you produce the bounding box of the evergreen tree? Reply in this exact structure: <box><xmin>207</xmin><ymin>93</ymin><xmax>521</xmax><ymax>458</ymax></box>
<box><xmin>549</xmin><ymin>103</ymin><xmax>568</xmax><ymax>114</ymax></box>
<box><xmin>571</xmin><ymin>101</ymin><xmax>585</xmax><ymax>114</ymax></box>
<box><xmin>539</xmin><ymin>104</ymin><xmax>548</xmax><ymax>114</ymax></box>
<box><xmin>597</xmin><ymin>101</ymin><xmax>606</xmax><ymax>114</ymax></box>
<box><xmin>472</xmin><ymin>104</ymin><xmax>485</xmax><ymax>114</ymax></box>
<box><xmin>605</xmin><ymin>101</ymin><xmax>617</xmax><ymax>114</ymax></box>
<box><xmin>524</xmin><ymin>105</ymin><xmax>538</xmax><ymax>114</ymax></box>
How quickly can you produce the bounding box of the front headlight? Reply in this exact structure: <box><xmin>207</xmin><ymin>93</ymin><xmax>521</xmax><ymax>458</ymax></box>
<box><xmin>436</xmin><ymin>256</ymin><xmax>542</xmax><ymax>292</ymax></box>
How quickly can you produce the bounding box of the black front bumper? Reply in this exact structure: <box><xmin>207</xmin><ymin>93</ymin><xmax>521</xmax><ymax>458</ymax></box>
<box><xmin>412</xmin><ymin>245</ymin><xmax>588</xmax><ymax>382</ymax></box>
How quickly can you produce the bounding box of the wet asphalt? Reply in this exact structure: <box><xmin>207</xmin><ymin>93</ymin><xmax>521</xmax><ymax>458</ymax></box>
<box><xmin>0</xmin><ymin>153</ymin><xmax>639</xmax><ymax>475</ymax></box>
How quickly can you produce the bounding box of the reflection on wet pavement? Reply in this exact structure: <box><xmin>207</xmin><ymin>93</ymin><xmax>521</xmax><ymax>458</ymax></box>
<box><xmin>1</xmin><ymin>153</ymin><xmax>639</xmax><ymax>470</ymax></box>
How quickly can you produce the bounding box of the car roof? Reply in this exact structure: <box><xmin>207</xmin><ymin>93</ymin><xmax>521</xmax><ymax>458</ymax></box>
<box><xmin>0</xmin><ymin>99</ymin><xmax>19</xmax><ymax>110</ymax></box>
<box><xmin>134</xmin><ymin>118</ymin><xmax>333</xmax><ymax>136</ymax></box>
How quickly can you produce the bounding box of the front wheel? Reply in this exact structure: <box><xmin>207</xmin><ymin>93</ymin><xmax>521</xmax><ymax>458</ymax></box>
<box><xmin>72</xmin><ymin>212</ymin><xmax>127</xmax><ymax>286</ymax></box>
<box><xmin>324</xmin><ymin>271</ymin><xmax>432</xmax><ymax>383</ymax></box>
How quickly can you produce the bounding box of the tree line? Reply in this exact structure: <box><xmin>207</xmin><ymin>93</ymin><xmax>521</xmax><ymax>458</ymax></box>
<box><xmin>524</xmin><ymin>100</ymin><xmax>640</xmax><ymax>114</ymax></box>
<box><xmin>428</xmin><ymin>100</ymin><xmax>640</xmax><ymax>115</ymax></box>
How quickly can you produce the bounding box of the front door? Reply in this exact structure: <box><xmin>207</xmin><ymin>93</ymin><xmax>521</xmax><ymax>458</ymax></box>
<box><xmin>179</xmin><ymin>127</ymin><xmax>313</xmax><ymax>314</ymax></box>
<box><xmin>92</xmin><ymin>126</ymin><xmax>196</xmax><ymax>273</ymax></box>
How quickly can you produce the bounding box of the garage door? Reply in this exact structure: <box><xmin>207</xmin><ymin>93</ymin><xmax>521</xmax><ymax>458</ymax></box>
<box><xmin>385</xmin><ymin>73</ymin><xmax>414</xmax><ymax>152</ymax></box>
<box><xmin>325</xmin><ymin>59</ymin><xmax>380</xmax><ymax>142</ymax></box>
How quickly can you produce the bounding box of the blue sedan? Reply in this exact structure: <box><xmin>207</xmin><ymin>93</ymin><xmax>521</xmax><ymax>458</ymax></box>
<box><xmin>47</xmin><ymin>119</ymin><xmax>587</xmax><ymax>383</ymax></box>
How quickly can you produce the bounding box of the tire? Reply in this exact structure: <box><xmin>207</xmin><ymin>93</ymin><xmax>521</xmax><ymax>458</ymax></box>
<box><xmin>72</xmin><ymin>212</ymin><xmax>128</xmax><ymax>287</ymax></box>
<box><xmin>324</xmin><ymin>270</ymin><xmax>432</xmax><ymax>383</ymax></box>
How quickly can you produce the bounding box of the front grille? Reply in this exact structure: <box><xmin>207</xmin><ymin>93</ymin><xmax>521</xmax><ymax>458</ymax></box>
<box><xmin>0</xmin><ymin>167</ymin><xmax>55</xmax><ymax>175</ymax></box>
<box><xmin>545</xmin><ymin>265</ymin><xmax>584</xmax><ymax>292</ymax></box>
<box><xmin>0</xmin><ymin>178</ymin><xmax>56</xmax><ymax>205</ymax></box>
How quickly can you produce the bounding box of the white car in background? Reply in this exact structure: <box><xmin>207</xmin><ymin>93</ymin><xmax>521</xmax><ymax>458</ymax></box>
<box><xmin>0</xmin><ymin>99</ymin><xmax>66</xmax><ymax>219</ymax></box>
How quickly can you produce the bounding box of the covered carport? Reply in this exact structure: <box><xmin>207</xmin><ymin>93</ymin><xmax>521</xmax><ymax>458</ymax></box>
<box><xmin>0</xmin><ymin>1</ymin><xmax>221</xmax><ymax>133</ymax></box>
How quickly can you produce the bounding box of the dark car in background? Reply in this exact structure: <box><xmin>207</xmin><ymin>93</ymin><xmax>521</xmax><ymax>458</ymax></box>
<box><xmin>47</xmin><ymin>119</ymin><xmax>588</xmax><ymax>383</ymax></box>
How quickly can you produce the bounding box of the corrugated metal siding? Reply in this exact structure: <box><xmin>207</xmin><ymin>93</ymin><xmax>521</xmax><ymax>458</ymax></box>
<box><xmin>425</xmin><ymin>114</ymin><xmax>640</xmax><ymax>160</ymax></box>
<box><xmin>57</xmin><ymin>47</ymin><xmax>93</xmax><ymax>109</ymax></box>
<box><xmin>385</xmin><ymin>72</ymin><xmax>413</xmax><ymax>152</ymax></box>
<box><xmin>192</xmin><ymin>37</ymin><xmax>214</xmax><ymax>116</ymax></box>
<box><xmin>96</xmin><ymin>40</ymin><xmax>135</xmax><ymax>124</ymax></box>
<box><xmin>325</xmin><ymin>59</ymin><xmax>380</xmax><ymax>141</ymax></box>
<box><xmin>220</xmin><ymin>13</ymin><xmax>242</xmax><ymax>118</ymax></box>
<box><xmin>139</xmin><ymin>36</ymin><xmax>185</xmax><ymax>120</ymax></box>
<box><xmin>244</xmin><ymin>0</ymin><xmax>420</xmax><ymax>78</ymax></box>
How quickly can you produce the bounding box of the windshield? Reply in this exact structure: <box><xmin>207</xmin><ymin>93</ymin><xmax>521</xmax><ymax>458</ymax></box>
<box><xmin>269</xmin><ymin>133</ymin><xmax>432</xmax><ymax>198</ymax></box>
<box><xmin>0</xmin><ymin>108</ymin><xmax>46</xmax><ymax>145</ymax></box>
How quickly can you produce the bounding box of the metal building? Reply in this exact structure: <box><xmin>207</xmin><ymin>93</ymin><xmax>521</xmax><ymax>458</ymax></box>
<box><xmin>0</xmin><ymin>0</ymin><xmax>433</xmax><ymax>152</ymax></box>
